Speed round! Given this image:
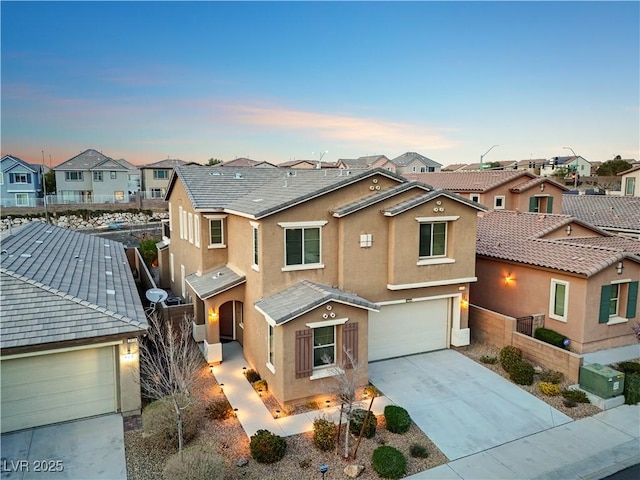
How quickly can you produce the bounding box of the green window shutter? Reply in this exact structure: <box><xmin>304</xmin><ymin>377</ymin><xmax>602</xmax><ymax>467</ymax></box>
<box><xmin>529</xmin><ymin>196</ymin><xmax>537</xmax><ymax>212</ymax></box>
<box><xmin>546</xmin><ymin>196</ymin><xmax>554</xmax><ymax>213</ymax></box>
<box><xmin>627</xmin><ymin>281</ymin><xmax>638</xmax><ymax>319</ymax></box>
<box><xmin>599</xmin><ymin>285</ymin><xmax>612</xmax><ymax>323</ymax></box>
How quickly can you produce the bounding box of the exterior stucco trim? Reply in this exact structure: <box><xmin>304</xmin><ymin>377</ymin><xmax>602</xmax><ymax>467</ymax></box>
<box><xmin>387</xmin><ymin>276</ymin><xmax>478</xmax><ymax>290</ymax></box>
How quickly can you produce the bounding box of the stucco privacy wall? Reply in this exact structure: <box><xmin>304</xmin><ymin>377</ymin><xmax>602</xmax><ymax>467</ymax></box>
<box><xmin>118</xmin><ymin>340</ymin><xmax>142</xmax><ymax>415</ymax></box>
<box><xmin>468</xmin><ymin>304</ymin><xmax>583</xmax><ymax>382</ymax></box>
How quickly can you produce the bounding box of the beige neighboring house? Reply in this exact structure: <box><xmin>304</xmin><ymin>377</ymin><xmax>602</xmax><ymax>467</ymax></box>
<box><xmin>619</xmin><ymin>164</ymin><xmax>640</xmax><ymax>197</ymax></box>
<box><xmin>141</xmin><ymin>159</ymin><xmax>193</xmax><ymax>199</ymax></box>
<box><xmin>405</xmin><ymin>170</ymin><xmax>567</xmax><ymax>213</ymax></box>
<box><xmin>472</xmin><ymin>210</ymin><xmax>640</xmax><ymax>354</ymax></box>
<box><xmin>336</xmin><ymin>155</ymin><xmax>390</xmax><ymax>170</ymax></box>
<box><xmin>0</xmin><ymin>222</ymin><xmax>148</xmax><ymax>433</ymax></box>
<box><xmin>278</xmin><ymin>159</ymin><xmax>337</xmax><ymax>169</ymax></box>
<box><xmin>378</xmin><ymin>152</ymin><xmax>442</xmax><ymax>175</ymax></box>
<box><xmin>217</xmin><ymin>158</ymin><xmax>276</xmax><ymax>168</ymax></box>
<box><xmin>159</xmin><ymin>166</ymin><xmax>485</xmax><ymax>406</ymax></box>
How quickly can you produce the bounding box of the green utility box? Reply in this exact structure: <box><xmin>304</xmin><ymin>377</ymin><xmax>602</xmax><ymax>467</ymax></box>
<box><xmin>579</xmin><ymin>363</ymin><xmax>625</xmax><ymax>399</ymax></box>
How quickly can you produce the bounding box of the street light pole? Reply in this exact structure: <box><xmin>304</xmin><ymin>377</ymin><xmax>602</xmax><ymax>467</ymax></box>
<box><xmin>480</xmin><ymin>145</ymin><xmax>499</xmax><ymax>169</ymax></box>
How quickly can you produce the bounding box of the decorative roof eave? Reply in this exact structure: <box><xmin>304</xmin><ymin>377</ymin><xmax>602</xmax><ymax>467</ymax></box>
<box><xmin>331</xmin><ymin>182</ymin><xmax>431</xmax><ymax>218</ymax></box>
<box><xmin>185</xmin><ymin>265</ymin><xmax>247</xmax><ymax>300</ymax></box>
<box><xmin>382</xmin><ymin>189</ymin><xmax>487</xmax><ymax>217</ymax></box>
<box><xmin>510</xmin><ymin>176</ymin><xmax>569</xmax><ymax>193</ymax></box>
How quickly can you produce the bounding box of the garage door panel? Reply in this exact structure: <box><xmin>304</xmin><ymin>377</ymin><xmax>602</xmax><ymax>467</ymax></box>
<box><xmin>1</xmin><ymin>347</ymin><xmax>117</xmax><ymax>433</ymax></box>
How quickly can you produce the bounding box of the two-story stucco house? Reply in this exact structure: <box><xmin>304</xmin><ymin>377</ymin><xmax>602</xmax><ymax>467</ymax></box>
<box><xmin>54</xmin><ymin>149</ymin><xmax>139</xmax><ymax>203</ymax></box>
<box><xmin>377</xmin><ymin>152</ymin><xmax>442</xmax><ymax>175</ymax></box>
<box><xmin>405</xmin><ymin>170</ymin><xmax>567</xmax><ymax>213</ymax></box>
<box><xmin>159</xmin><ymin>166</ymin><xmax>484</xmax><ymax>406</ymax></box>
<box><xmin>619</xmin><ymin>164</ymin><xmax>640</xmax><ymax>197</ymax></box>
<box><xmin>0</xmin><ymin>155</ymin><xmax>44</xmax><ymax>207</ymax></box>
<box><xmin>140</xmin><ymin>159</ymin><xmax>193</xmax><ymax>199</ymax></box>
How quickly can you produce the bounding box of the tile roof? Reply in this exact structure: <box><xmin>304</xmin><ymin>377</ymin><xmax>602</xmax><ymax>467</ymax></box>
<box><xmin>254</xmin><ymin>280</ymin><xmax>379</xmax><ymax>325</ymax></box>
<box><xmin>169</xmin><ymin>166</ymin><xmax>405</xmax><ymax>219</ymax></box>
<box><xmin>186</xmin><ymin>265</ymin><xmax>246</xmax><ymax>300</ymax></box>
<box><xmin>441</xmin><ymin>163</ymin><xmax>467</xmax><ymax>171</ymax></box>
<box><xmin>54</xmin><ymin>149</ymin><xmax>136</xmax><ymax>171</ymax></box>
<box><xmin>1</xmin><ymin>155</ymin><xmax>40</xmax><ymax>173</ymax></box>
<box><xmin>339</xmin><ymin>157</ymin><xmax>376</xmax><ymax>169</ymax></box>
<box><xmin>619</xmin><ymin>164</ymin><xmax>640</xmax><ymax>175</ymax></box>
<box><xmin>0</xmin><ymin>222</ymin><xmax>147</xmax><ymax>349</ymax></box>
<box><xmin>391</xmin><ymin>152</ymin><xmax>442</xmax><ymax>168</ymax></box>
<box><xmin>476</xmin><ymin>211</ymin><xmax>638</xmax><ymax>277</ymax></box>
<box><xmin>219</xmin><ymin>158</ymin><xmax>262</xmax><ymax>167</ymax></box>
<box><xmin>509</xmin><ymin>176</ymin><xmax>568</xmax><ymax>193</ymax></box>
<box><xmin>460</xmin><ymin>161</ymin><xmax>517</xmax><ymax>171</ymax></box>
<box><xmin>142</xmin><ymin>159</ymin><xmax>191</xmax><ymax>169</ymax></box>
<box><xmin>382</xmin><ymin>189</ymin><xmax>486</xmax><ymax>216</ymax></box>
<box><xmin>516</xmin><ymin>159</ymin><xmax>547</xmax><ymax>167</ymax></box>
<box><xmin>331</xmin><ymin>182</ymin><xmax>430</xmax><ymax>217</ymax></box>
<box><xmin>562</xmin><ymin>195</ymin><xmax>640</xmax><ymax>232</ymax></box>
<box><xmin>558</xmin><ymin>236</ymin><xmax>640</xmax><ymax>255</ymax></box>
<box><xmin>405</xmin><ymin>170</ymin><xmax>532</xmax><ymax>192</ymax></box>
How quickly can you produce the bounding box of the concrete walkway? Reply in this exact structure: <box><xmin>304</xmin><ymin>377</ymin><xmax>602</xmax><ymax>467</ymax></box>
<box><xmin>583</xmin><ymin>344</ymin><xmax>640</xmax><ymax>366</ymax></box>
<box><xmin>215</xmin><ymin>342</ymin><xmax>393</xmax><ymax>438</ymax></box>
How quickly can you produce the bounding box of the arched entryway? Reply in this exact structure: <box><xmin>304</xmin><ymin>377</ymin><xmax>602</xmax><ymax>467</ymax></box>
<box><xmin>219</xmin><ymin>300</ymin><xmax>244</xmax><ymax>344</ymax></box>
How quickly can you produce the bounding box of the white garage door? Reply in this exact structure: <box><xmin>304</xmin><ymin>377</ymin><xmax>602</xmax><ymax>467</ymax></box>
<box><xmin>368</xmin><ymin>299</ymin><xmax>449</xmax><ymax>361</ymax></box>
<box><xmin>1</xmin><ymin>347</ymin><xmax>117</xmax><ymax>433</ymax></box>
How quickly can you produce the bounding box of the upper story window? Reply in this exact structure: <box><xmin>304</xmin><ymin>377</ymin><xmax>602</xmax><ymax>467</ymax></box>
<box><xmin>278</xmin><ymin>221</ymin><xmax>327</xmax><ymax>271</ymax></box>
<box><xmin>194</xmin><ymin>215</ymin><xmax>200</xmax><ymax>248</ymax></box>
<box><xmin>206</xmin><ymin>215</ymin><xmax>227</xmax><ymax>248</ymax></box>
<box><xmin>65</xmin><ymin>171</ymin><xmax>83</xmax><ymax>181</ymax></box>
<box><xmin>470</xmin><ymin>194</ymin><xmax>480</xmax><ymax>203</ymax></box>
<box><xmin>110</xmin><ymin>171</ymin><xmax>117</xmax><ymax>180</ymax></box>
<box><xmin>93</xmin><ymin>171</ymin><xmax>103</xmax><ymax>182</ymax></box>
<box><xmin>549</xmin><ymin>279</ymin><xmax>569</xmax><ymax>322</ymax></box>
<box><xmin>250</xmin><ymin>221</ymin><xmax>259</xmax><ymax>270</ymax></box>
<box><xmin>0</xmin><ymin>173</ymin><xmax>3</xmax><ymax>185</ymax></box>
<box><xmin>419</xmin><ymin>222</ymin><xmax>446</xmax><ymax>258</ymax></box>
<box><xmin>494</xmin><ymin>196</ymin><xmax>505</xmax><ymax>210</ymax></box>
<box><xmin>153</xmin><ymin>169</ymin><xmax>169</xmax><ymax>180</ymax></box>
<box><xmin>625</xmin><ymin>178</ymin><xmax>636</xmax><ymax>196</ymax></box>
<box><xmin>9</xmin><ymin>173</ymin><xmax>31</xmax><ymax>184</ymax></box>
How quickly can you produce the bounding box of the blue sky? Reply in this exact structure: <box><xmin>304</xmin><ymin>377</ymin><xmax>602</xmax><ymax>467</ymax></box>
<box><xmin>2</xmin><ymin>1</ymin><xmax>639</xmax><ymax>166</ymax></box>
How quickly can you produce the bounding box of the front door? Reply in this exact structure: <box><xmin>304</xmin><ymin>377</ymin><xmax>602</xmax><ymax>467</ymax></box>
<box><xmin>220</xmin><ymin>301</ymin><xmax>234</xmax><ymax>339</ymax></box>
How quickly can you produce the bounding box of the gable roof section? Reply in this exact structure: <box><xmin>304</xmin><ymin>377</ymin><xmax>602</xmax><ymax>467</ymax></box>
<box><xmin>382</xmin><ymin>189</ymin><xmax>486</xmax><ymax>217</ymax></box>
<box><xmin>142</xmin><ymin>159</ymin><xmax>191</xmax><ymax>169</ymax></box>
<box><xmin>0</xmin><ymin>222</ymin><xmax>148</xmax><ymax>349</ymax></box>
<box><xmin>219</xmin><ymin>158</ymin><xmax>261</xmax><ymax>167</ymax></box>
<box><xmin>1</xmin><ymin>155</ymin><xmax>39</xmax><ymax>174</ymax></box>
<box><xmin>557</xmin><ymin>236</ymin><xmax>640</xmax><ymax>255</ymax></box>
<box><xmin>405</xmin><ymin>170</ymin><xmax>532</xmax><ymax>192</ymax></box>
<box><xmin>476</xmin><ymin>211</ymin><xmax>638</xmax><ymax>277</ymax></box>
<box><xmin>391</xmin><ymin>152</ymin><xmax>442</xmax><ymax>168</ymax></box>
<box><xmin>331</xmin><ymin>182</ymin><xmax>430</xmax><ymax>218</ymax></box>
<box><xmin>186</xmin><ymin>265</ymin><xmax>246</xmax><ymax>300</ymax></box>
<box><xmin>168</xmin><ymin>166</ymin><xmax>405</xmax><ymax>219</ymax></box>
<box><xmin>562</xmin><ymin>195</ymin><xmax>640</xmax><ymax>232</ymax></box>
<box><xmin>254</xmin><ymin>280</ymin><xmax>379</xmax><ymax>325</ymax></box>
<box><xmin>509</xmin><ymin>176</ymin><xmax>568</xmax><ymax>193</ymax></box>
<box><xmin>54</xmin><ymin>149</ymin><xmax>111</xmax><ymax>170</ymax></box>
<box><xmin>441</xmin><ymin>163</ymin><xmax>467</xmax><ymax>172</ymax></box>
<box><xmin>91</xmin><ymin>158</ymin><xmax>129</xmax><ymax>171</ymax></box>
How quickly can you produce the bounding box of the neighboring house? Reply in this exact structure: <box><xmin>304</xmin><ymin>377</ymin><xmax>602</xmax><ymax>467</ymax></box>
<box><xmin>378</xmin><ymin>152</ymin><xmax>442</xmax><ymax>174</ymax></box>
<box><xmin>0</xmin><ymin>155</ymin><xmax>44</xmax><ymax>207</ymax></box>
<box><xmin>540</xmin><ymin>156</ymin><xmax>591</xmax><ymax>178</ymax></box>
<box><xmin>619</xmin><ymin>164</ymin><xmax>640</xmax><ymax>197</ymax></box>
<box><xmin>460</xmin><ymin>160</ymin><xmax>518</xmax><ymax>171</ymax></box>
<box><xmin>0</xmin><ymin>222</ymin><xmax>148</xmax><ymax>433</ymax></box>
<box><xmin>278</xmin><ymin>159</ymin><xmax>337</xmax><ymax>169</ymax></box>
<box><xmin>159</xmin><ymin>166</ymin><xmax>484</xmax><ymax>406</ymax></box>
<box><xmin>405</xmin><ymin>170</ymin><xmax>567</xmax><ymax>213</ymax></box>
<box><xmin>441</xmin><ymin>164</ymin><xmax>467</xmax><ymax>172</ymax></box>
<box><xmin>217</xmin><ymin>158</ymin><xmax>276</xmax><ymax>168</ymax></box>
<box><xmin>141</xmin><ymin>159</ymin><xmax>193</xmax><ymax>199</ymax></box>
<box><xmin>53</xmin><ymin>149</ymin><xmax>139</xmax><ymax>203</ymax></box>
<box><xmin>472</xmin><ymin>210</ymin><xmax>639</xmax><ymax>354</ymax></box>
<box><xmin>562</xmin><ymin>195</ymin><xmax>640</xmax><ymax>239</ymax></box>
<box><xmin>335</xmin><ymin>155</ymin><xmax>390</xmax><ymax>170</ymax></box>
<box><xmin>516</xmin><ymin>159</ymin><xmax>547</xmax><ymax>174</ymax></box>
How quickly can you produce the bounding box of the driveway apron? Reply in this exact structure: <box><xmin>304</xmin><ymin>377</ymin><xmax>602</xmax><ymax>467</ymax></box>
<box><xmin>368</xmin><ymin>349</ymin><xmax>572</xmax><ymax>460</ymax></box>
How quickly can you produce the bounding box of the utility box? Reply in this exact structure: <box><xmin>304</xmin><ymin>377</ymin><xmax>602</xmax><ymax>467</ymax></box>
<box><xmin>579</xmin><ymin>363</ymin><xmax>625</xmax><ymax>399</ymax></box>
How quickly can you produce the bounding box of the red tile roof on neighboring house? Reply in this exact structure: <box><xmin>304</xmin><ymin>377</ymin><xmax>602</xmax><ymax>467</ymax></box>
<box><xmin>562</xmin><ymin>195</ymin><xmax>640</xmax><ymax>232</ymax></box>
<box><xmin>218</xmin><ymin>158</ymin><xmax>262</xmax><ymax>167</ymax></box>
<box><xmin>558</xmin><ymin>236</ymin><xmax>640</xmax><ymax>255</ymax></box>
<box><xmin>406</xmin><ymin>170</ymin><xmax>531</xmax><ymax>192</ymax></box>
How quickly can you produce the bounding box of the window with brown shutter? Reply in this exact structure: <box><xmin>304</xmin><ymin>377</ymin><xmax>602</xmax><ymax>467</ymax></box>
<box><xmin>342</xmin><ymin>322</ymin><xmax>358</xmax><ymax>368</ymax></box>
<box><xmin>295</xmin><ymin>329</ymin><xmax>313</xmax><ymax>378</ymax></box>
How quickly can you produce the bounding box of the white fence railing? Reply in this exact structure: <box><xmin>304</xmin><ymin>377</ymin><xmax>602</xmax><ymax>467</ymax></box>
<box><xmin>2</xmin><ymin>192</ymin><xmax>168</xmax><ymax>207</ymax></box>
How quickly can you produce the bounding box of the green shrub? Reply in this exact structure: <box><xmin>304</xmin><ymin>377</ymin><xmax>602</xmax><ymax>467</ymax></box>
<box><xmin>480</xmin><ymin>355</ymin><xmax>498</xmax><ymax>365</ymax></box>
<box><xmin>205</xmin><ymin>398</ymin><xmax>233</xmax><ymax>420</ymax></box>
<box><xmin>253</xmin><ymin>379</ymin><xmax>268</xmax><ymax>392</ymax></box>
<box><xmin>616</xmin><ymin>361</ymin><xmax>640</xmax><ymax>375</ymax></box>
<box><xmin>349</xmin><ymin>408</ymin><xmax>377</xmax><ymax>439</ymax></box>
<box><xmin>509</xmin><ymin>361</ymin><xmax>535</xmax><ymax>385</ymax></box>
<box><xmin>539</xmin><ymin>370</ymin><xmax>564</xmax><ymax>384</ymax></box>
<box><xmin>539</xmin><ymin>382</ymin><xmax>561</xmax><ymax>396</ymax></box>
<box><xmin>371</xmin><ymin>446</ymin><xmax>407</xmax><ymax>479</ymax></box>
<box><xmin>499</xmin><ymin>346</ymin><xmax>522</xmax><ymax>372</ymax></box>
<box><xmin>139</xmin><ymin>238</ymin><xmax>160</xmax><ymax>267</ymax></box>
<box><xmin>384</xmin><ymin>405</ymin><xmax>411</xmax><ymax>434</ymax></box>
<box><xmin>142</xmin><ymin>398</ymin><xmax>200</xmax><ymax>451</ymax></box>
<box><xmin>249</xmin><ymin>429</ymin><xmax>286</xmax><ymax>463</ymax></box>
<box><xmin>312</xmin><ymin>417</ymin><xmax>337</xmax><ymax>451</ymax></box>
<box><xmin>563</xmin><ymin>398</ymin><xmax>577</xmax><ymax>408</ymax></box>
<box><xmin>623</xmin><ymin>373</ymin><xmax>640</xmax><ymax>405</ymax></box>
<box><xmin>162</xmin><ymin>445</ymin><xmax>225</xmax><ymax>480</ymax></box>
<box><xmin>364</xmin><ymin>384</ymin><xmax>380</xmax><ymax>398</ymax></box>
<box><xmin>561</xmin><ymin>389</ymin><xmax>590</xmax><ymax>404</ymax></box>
<box><xmin>245</xmin><ymin>369</ymin><xmax>261</xmax><ymax>383</ymax></box>
<box><xmin>409</xmin><ymin>444</ymin><xmax>429</xmax><ymax>458</ymax></box>
<box><xmin>305</xmin><ymin>400</ymin><xmax>320</xmax><ymax>410</ymax></box>
<box><xmin>534</xmin><ymin>327</ymin><xmax>569</xmax><ymax>349</ymax></box>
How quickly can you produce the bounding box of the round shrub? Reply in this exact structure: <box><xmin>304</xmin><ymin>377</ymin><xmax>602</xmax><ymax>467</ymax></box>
<box><xmin>253</xmin><ymin>379</ymin><xmax>268</xmax><ymax>392</ymax></box>
<box><xmin>561</xmin><ymin>388</ymin><xmax>590</xmax><ymax>404</ymax></box>
<box><xmin>384</xmin><ymin>405</ymin><xmax>411</xmax><ymax>434</ymax></box>
<box><xmin>245</xmin><ymin>369</ymin><xmax>261</xmax><ymax>383</ymax></box>
<box><xmin>142</xmin><ymin>398</ymin><xmax>200</xmax><ymax>451</ymax></box>
<box><xmin>409</xmin><ymin>443</ymin><xmax>429</xmax><ymax>458</ymax></box>
<box><xmin>312</xmin><ymin>417</ymin><xmax>337</xmax><ymax>452</ymax></box>
<box><xmin>563</xmin><ymin>398</ymin><xmax>577</xmax><ymax>408</ymax></box>
<box><xmin>162</xmin><ymin>445</ymin><xmax>225</xmax><ymax>480</ymax></box>
<box><xmin>539</xmin><ymin>370</ymin><xmax>564</xmax><ymax>384</ymax></box>
<box><xmin>205</xmin><ymin>398</ymin><xmax>233</xmax><ymax>420</ymax></box>
<box><xmin>249</xmin><ymin>429</ymin><xmax>286</xmax><ymax>463</ymax></box>
<box><xmin>623</xmin><ymin>373</ymin><xmax>640</xmax><ymax>405</ymax></box>
<box><xmin>349</xmin><ymin>408</ymin><xmax>377</xmax><ymax>439</ymax></box>
<box><xmin>499</xmin><ymin>346</ymin><xmax>522</xmax><ymax>372</ymax></box>
<box><xmin>509</xmin><ymin>361</ymin><xmax>535</xmax><ymax>385</ymax></box>
<box><xmin>372</xmin><ymin>445</ymin><xmax>407</xmax><ymax>479</ymax></box>
<box><xmin>539</xmin><ymin>382</ymin><xmax>561</xmax><ymax>396</ymax></box>
<box><xmin>616</xmin><ymin>362</ymin><xmax>640</xmax><ymax>375</ymax></box>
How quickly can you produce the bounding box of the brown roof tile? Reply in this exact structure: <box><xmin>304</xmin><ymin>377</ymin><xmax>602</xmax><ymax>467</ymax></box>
<box><xmin>405</xmin><ymin>170</ymin><xmax>532</xmax><ymax>192</ymax></box>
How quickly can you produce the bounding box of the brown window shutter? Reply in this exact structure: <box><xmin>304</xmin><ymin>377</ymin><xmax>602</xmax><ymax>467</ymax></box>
<box><xmin>295</xmin><ymin>329</ymin><xmax>313</xmax><ymax>378</ymax></box>
<box><xmin>342</xmin><ymin>322</ymin><xmax>358</xmax><ymax>369</ymax></box>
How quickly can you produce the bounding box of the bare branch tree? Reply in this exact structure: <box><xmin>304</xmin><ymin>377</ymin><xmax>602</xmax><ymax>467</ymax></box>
<box><xmin>138</xmin><ymin>313</ymin><xmax>204</xmax><ymax>457</ymax></box>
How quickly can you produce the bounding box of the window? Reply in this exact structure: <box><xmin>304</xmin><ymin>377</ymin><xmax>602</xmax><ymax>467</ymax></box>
<box><xmin>10</xmin><ymin>173</ymin><xmax>30</xmax><ymax>183</ymax></box>
<box><xmin>420</xmin><ymin>166</ymin><xmax>426</xmax><ymax>172</ymax></box>
<box><xmin>625</xmin><ymin>177</ymin><xmax>636</xmax><ymax>196</ymax></box>
<box><xmin>360</xmin><ymin>233</ymin><xmax>372</xmax><ymax>247</ymax></box>
<box><xmin>110</xmin><ymin>171</ymin><xmax>117</xmax><ymax>180</ymax></box>
<box><xmin>188</xmin><ymin>213</ymin><xmax>193</xmax><ymax>244</ymax></box>
<box><xmin>93</xmin><ymin>171</ymin><xmax>103</xmax><ymax>182</ymax></box>
<box><xmin>0</xmin><ymin>173</ymin><xmax>3</xmax><ymax>185</ymax></box>
<box><xmin>494</xmin><ymin>196</ymin><xmax>505</xmax><ymax>210</ymax></box>
<box><xmin>252</xmin><ymin>223</ymin><xmax>259</xmax><ymax>269</ymax></box>
<box><xmin>609</xmin><ymin>284</ymin><xmax>620</xmax><ymax>317</ymax></box>
<box><xmin>15</xmin><ymin>193</ymin><xmax>29</xmax><ymax>206</ymax></box>
<box><xmin>170</xmin><ymin>253</ymin><xmax>175</xmax><ymax>282</ymax></box>
<box><xmin>194</xmin><ymin>215</ymin><xmax>200</xmax><ymax>248</ymax></box>
<box><xmin>182</xmin><ymin>210</ymin><xmax>187</xmax><ymax>240</ymax></box>
<box><xmin>178</xmin><ymin>206</ymin><xmax>184</xmax><ymax>239</ymax></box>
<box><xmin>286</xmin><ymin>228</ymin><xmax>320</xmax><ymax>266</ymax></box>
<box><xmin>313</xmin><ymin>326</ymin><xmax>335</xmax><ymax>368</ymax></box>
<box><xmin>529</xmin><ymin>196</ymin><xmax>553</xmax><ymax>213</ymax></box>
<box><xmin>268</xmin><ymin>324</ymin><xmax>275</xmax><ymax>369</ymax></box>
<box><xmin>600</xmin><ymin>282</ymin><xmax>638</xmax><ymax>324</ymax></box>
<box><xmin>153</xmin><ymin>169</ymin><xmax>169</xmax><ymax>180</ymax></box>
<box><xmin>549</xmin><ymin>279</ymin><xmax>569</xmax><ymax>322</ymax></box>
<box><xmin>412</xmin><ymin>166</ymin><xmax>417</xmax><ymax>172</ymax></box>
<box><xmin>151</xmin><ymin>188</ymin><xmax>163</xmax><ymax>198</ymax></box>
<box><xmin>181</xmin><ymin>265</ymin><xmax>186</xmax><ymax>297</ymax></box>
<box><xmin>209</xmin><ymin>218</ymin><xmax>224</xmax><ymax>246</ymax></box>
<box><xmin>419</xmin><ymin>222</ymin><xmax>446</xmax><ymax>257</ymax></box>
<box><xmin>114</xmin><ymin>191</ymin><xmax>124</xmax><ymax>201</ymax></box>
<box><xmin>470</xmin><ymin>194</ymin><xmax>480</xmax><ymax>203</ymax></box>
<box><xmin>65</xmin><ymin>171</ymin><xmax>83</xmax><ymax>181</ymax></box>
<box><xmin>428</xmin><ymin>166</ymin><xmax>435</xmax><ymax>172</ymax></box>
<box><xmin>168</xmin><ymin>202</ymin><xmax>173</xmax><ymax>231</ymax></box>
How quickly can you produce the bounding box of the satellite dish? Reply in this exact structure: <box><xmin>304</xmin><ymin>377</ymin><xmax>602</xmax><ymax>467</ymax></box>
<box><xmin>146</xmin><ymin>288</ymin><xmax>168</xmax><ymax>303</ymax></box>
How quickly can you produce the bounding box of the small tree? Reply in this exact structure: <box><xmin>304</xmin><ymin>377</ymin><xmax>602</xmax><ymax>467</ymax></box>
<box><xmin>596</xmin><ymin>159</ymin><xmax>632</xmax><ymax>176</ymax></box>
<box><xmin>206</xmin><ymin>158</ymin><xmax>222</xmax><ymax>166</ymax></box>
<box><xmin>44</xmin><ymin>170</ymin><xmax>56</xmax><ymax>195</ymax></box>
<box><xmin>138</xmin><ymin>313</ymin><xmax>204</xmax><ymax>458</ymax></box>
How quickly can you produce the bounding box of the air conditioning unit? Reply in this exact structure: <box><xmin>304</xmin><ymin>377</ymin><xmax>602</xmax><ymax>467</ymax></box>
<box><xmin>579</xmin><ymin>363</ymin><xmax>624</xmax><ymax>399</ymax></box>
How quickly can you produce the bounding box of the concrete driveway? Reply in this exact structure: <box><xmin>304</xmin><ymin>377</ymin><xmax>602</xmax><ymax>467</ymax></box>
<box><xmin>1</xmin><ymin>414</ymin><xmax>126</xmax><ymax>479</ymax></box>
<box><xmin>369</xmin><ymin>349</ymin><xmax>573</xmax><ymax>461</ymax></box>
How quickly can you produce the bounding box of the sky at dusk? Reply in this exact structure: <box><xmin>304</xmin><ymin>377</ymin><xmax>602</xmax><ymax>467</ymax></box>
<box><xmin>1</xmin><ymin>1</ymin><xmax>639</xmax><ymax>167</ymax></box>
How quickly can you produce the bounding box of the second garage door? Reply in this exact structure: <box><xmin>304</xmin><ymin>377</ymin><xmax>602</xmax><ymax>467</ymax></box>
<box><xmin>368</xmin><ymin>298</ymin><xmax>449</xmax><ymax>362</ymax></box>
<box><xmin>1</xmin><ymin>346</ymin><xmax>118</xmax><ymax>433</ymax></box>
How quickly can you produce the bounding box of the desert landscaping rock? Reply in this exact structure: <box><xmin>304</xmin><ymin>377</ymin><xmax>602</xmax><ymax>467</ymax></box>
<box><xmin>344</xmin><ymin>464</ymin><xmax>365</xmax><ymax>478</ymax></box>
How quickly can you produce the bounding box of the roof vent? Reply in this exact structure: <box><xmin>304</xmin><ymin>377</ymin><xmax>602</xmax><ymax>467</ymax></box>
<box><xmin>20</xmin><ymin>253</ymin><xmax>32</xmax><ymax>258</ymax></box>
<box><xmin>209</xmin><ymin>172</ymin><xmax>222</xmax><ymax>176</ymax></box>
<box><xmin>234</xmin><ymin>173</ymin><xmax>243</xmax><ymax>179</ymax></box>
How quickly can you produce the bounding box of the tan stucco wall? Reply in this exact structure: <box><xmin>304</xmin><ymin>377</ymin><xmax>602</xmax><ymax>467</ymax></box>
<box><xmin>621</xmin><ymin>170</ymin><xmax>640</xmax><ymax>196</ymax></box>
<box><xmin>542</xmin><ymin>222</ymin><xmax>601</xmax><ymax>240</ymax></box>
<box><xmin>118</xmin><ymin>339</ymin><xmax>142</xmax><ymax>416</ymax></box>
<box><xmin>141</xmin><ymin>169</ymin><xmax>172</xmax><ymax>192</ymax></box>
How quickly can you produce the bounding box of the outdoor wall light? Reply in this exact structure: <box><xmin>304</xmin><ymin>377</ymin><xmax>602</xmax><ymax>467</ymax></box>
<box><xmin>616</xmin><ymin>262</ymin><xmax>624</xmax><ymax>275</ymax></box>
<box><xmin>460</xmin><ymin>297</ymin><xmax>469</xmax><ymax>309</ymax></box>
<box><xmin>565</xmin><ymin>224</ymin><xmax>572</xmax><ymax>235</ymax></box>
<box><xmin>208</xmin><ymin>307</ymin><xmax>218</xmax><ymax>323</ymax></box>
<box><xmin>540</xmin><ymin>183</ymin><xmax>545</xmax><ymax>192</ymax></box>
<box><xmin>505</xmin><ymin>274</ymin><xmax>513</xmax><ymax>285</ymax></box>
<box><xmin>233</xmin><ymin>408</ymin><xmax>238</xmax><ymax>417</ymax></box>
<box><xmin>219</xmin><ymin>383</ymin><xmax>224</xmax><ymax>392</ymax></box>
<box><xmin>258</xmin><ymin>388</ymin><xmax>263</xmax><ymax>397</ymax></box>
<box><xmin>209</xmin><ymin>366</ymin><xmax>215</xmax><ymax>375</ymax></box>
<box><xmin>242</xmin><ymin>367</ymin><xmax>247</xmax><ymax>374</ymax></box>
<box><xmin>275</xmin><ymin>409</ymin><xmax>281</xmax><ymax>418</ymax></box>
<box><xmin>123</xmin><ymin>345</ymin><xmax>136</xmax><ymax>362</ymax></box>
